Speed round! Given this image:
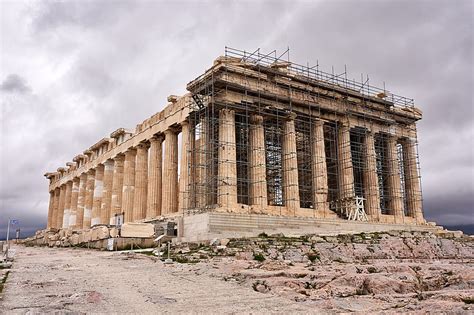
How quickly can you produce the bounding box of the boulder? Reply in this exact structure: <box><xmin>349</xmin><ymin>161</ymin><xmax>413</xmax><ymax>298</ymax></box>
<box><xmin>120</xmin><ymin>223</ymin><xmax>155</xmax><ymax>238</ymax></box>
<box><xmin>91</xmin><ymin>226</ymin><xmax>109</xmax><ymax>241</ymax></box>
<box><xmin>109</xmin><ymin>227</ymin><xmax>119</xmax><ymax>238</ymax></box>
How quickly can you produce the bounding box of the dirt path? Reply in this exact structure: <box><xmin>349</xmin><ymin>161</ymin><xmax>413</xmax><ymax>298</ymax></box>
<box><xmin>0</xmin><ymin>245</ymin><xmax>316</xmax><ymax>314</ymax></box>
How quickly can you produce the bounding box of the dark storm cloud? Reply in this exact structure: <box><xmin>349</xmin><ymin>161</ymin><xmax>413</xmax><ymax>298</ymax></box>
<box><xmin>0</xmin><ymin>74</ymin><xmax>31</xmax><ymax>94</ymax></box>
<box><xmin>0</xmin><ymin>0</ymin><xmax>472</xmax><ymax>238</ymax></box>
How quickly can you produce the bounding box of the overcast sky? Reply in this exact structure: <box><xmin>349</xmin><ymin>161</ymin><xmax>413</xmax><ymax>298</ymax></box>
<box><xmin>1</xmin><ymin>0</ymin><xmax>472</xmax><ymax>238</ymax></box>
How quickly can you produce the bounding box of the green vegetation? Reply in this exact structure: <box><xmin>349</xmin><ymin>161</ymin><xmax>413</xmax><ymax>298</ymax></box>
<box><xmin>253</xmin><ymin>252</ymin><xmax>265</xmax><ymax>262</ymax></box>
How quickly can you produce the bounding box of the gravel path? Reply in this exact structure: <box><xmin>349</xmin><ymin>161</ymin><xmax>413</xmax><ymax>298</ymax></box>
<box><xmin>0</xmin><ymin>245</ymin><xmax>316</xmax><ymax>314</ymax></box>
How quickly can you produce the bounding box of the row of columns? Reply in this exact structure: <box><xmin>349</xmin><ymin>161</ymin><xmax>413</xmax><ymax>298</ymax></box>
<box><xmin>47</xmin><ymin>123</ymin><xmax>190</xmax><ymax>230</ymax></box>
<box><xmin>213</xmin><ymin>109</ymin><xmax>423</xmax><ymax>222</ymax></box>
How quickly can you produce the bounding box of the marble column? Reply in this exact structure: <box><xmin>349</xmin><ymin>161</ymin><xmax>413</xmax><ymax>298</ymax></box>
<box><xmin>248</xmin><ymin>114</ymin><xmax>268</xmax><ymax>207</ymax></box>
<box><xmin>196</xmin><ymin>117</ymin><xmax>209</xmax><ymax>208</ymax></box>
<box><xmin>386</xmin><ymin>135</ymin><xmax>404</xmax><ymax>222</ymax></box>
<box><xmin>179</xmin><ymin>120</ymin><xmax>192</xmax><ymax>212</ymax></box>
<box><xmin>63</xmin><ymin>181</ymin><xmax>73</xmax><ymax>228</ymax></box>
<box><xmin>83</xmin><ymin>169</ymin><xmax>95</xmax><ymax>229</ymax></box>
<box><xmin>282</xmin><ymin>113</ymin><xmax>300</xmax><ymax>212</ymax></box>
<box><xmin>401</xmin><ymin>138</ymin><xmax>424</xmax><ymax>223</ymax></box>
<box><xmin>217</xmin><ymin>108</ymin><xmax>238</xmax><ymax>208</ymax></box>
<box><xmin>110</xmin><ymin>154</ymin><xmax>125</xmax><ymax>224</ymax></box>
<box><xmin>363</xmin><ymin>131</ymin><xmax>381</xmax><ymax>220</ymax></box>
<box><xmin>337</xmin><ymin>124</ymin><xmax>355</xmax><ymax>200</ymax></box>
<box><xmin>57</xmin><ymin>185</ymin><xmax>66</xmax><ymax>229</ymax></box>
<box><xmin>47</xmin><ymin>191</ymin><xmax>54</xmax><ymax>229</ymax></box>
<box><xmin>122</xmin><ymin>149</ymin><xmax>136</xmax><ymax>222</ymax></box>
<box><xmin>100</xmin><ymin>159</ymin><xmax>114</xmax><ymax>224</ymax></box>
<box><xmin>52</xmin><ymin>188</ymin><xmax>60</xmax><ymax>229</ymax></box>
<box><xmin>311</xmin><ymin>120</ymin><xmax>329</xmax><ymax>213</ymax></box>
<box><xmin>147</xmin><ymin>136</ymin><xmax>163</xmax><ymax>218</ymax></box>
<box><xmin>76</xmin><ymin>173</ymin><xmax>87</xmax><ymax>229</ymax></box>
<box><xmin>91</xmin><ymin>164</ymin><xmax>104</xmax><ymax>226</ymax></box>
<box><xmin>69</xmin><ymin>178</ymin><xmax>79</xmax><ymax>228</ymax></box>
<box><xmin>133</xmin><ymin>143</ymin><xmax>149</xmax><ymax>221</ymax></box>
<box><xmin>162</xmin><ymin>128</ymin><xmax>178</xmax><ymax>215</ymax></box>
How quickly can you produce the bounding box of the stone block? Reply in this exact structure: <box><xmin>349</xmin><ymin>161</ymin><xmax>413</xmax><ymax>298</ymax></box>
<box><xmin>109</xmin><ymin>227</ymin><xmax>119</xmax><ymax>238</ymax></box>
<box><xmin>70</xmin><ymin>234</ymin><xmax>80</xmax><ymax>246</ymax></box>
<box><xmin>120</xmin><ymin>223</ymin><xmax>155</xmax><ymax>238</ymax></box>
<box><xmin>91</xmin><ymin>226</ymin><xmax>109</xmax><ymax>241</ymax></box>
<box><xmin>83</xmin><ymin>230</ymin><xmax>92</xmax><ymax>242</ymax></box>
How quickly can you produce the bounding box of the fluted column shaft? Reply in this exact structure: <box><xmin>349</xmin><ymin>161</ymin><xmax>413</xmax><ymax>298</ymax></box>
<box><xmin>69</xmin><ymin>178</ymin><xmax>79</xmax><ymax>228</ymax></box>
<box><xmin>162</xmin><ymin>129</ymin><xmax>179</xmax><ymax>215</ymax></box>
<box><xmin>83</xmin><ymin>170</ymin><xmax>95</xmax><ymax>229</ymax></box>
<box><xmin>57</xmin><ymin>185</ymin><xmax>66</xmax><ymax>229</ymax></box>
<box><xmin>401</xmin><ymin>138</ymin><xmax>424</xmax><ymax>223</ymax></box>
<box><xmin>249</xmin><ymin>114</ymin><xmax>268</xmax><ymax>207</ymax></box>
<box><xmin>147</xmin><ymin>136</ymin><xmax>163</xmax><ymax>218</ymax></box>
<box><xmin>76</xmin><ymin>173</ymin><xmax>87</xmax><ymax>229</ymax></box>
<box><xmin>52</xmin><ymin>188</ymin><xmax>60</xmax><ymax>229</ymax></box>
<box><xmin>100</xmin><ymin>159</ymin><xmax>114</xmax><ymax>224</ymax></box>
<box><xmin>217</xmin><ymin>109</ymin><xmax>238</xmax><ymax>208</ymax></box>
<box><xmin>122</xmin><ymin>149</ymin><xmax>136</xmax><ymax>222</ymax></box>
<box><xmin>179</xmin><ymin>121</ymin><xmax>192</xmax><ymax>212</ymax></box>
<box><xmin>133</xmin><ymin>144</ymin><xmax>148</xmax><ymax>221</ymax></box>
<box><xmin>282</xmin><ymin>114</ymin><xmax>300</xmax><ymax>212</ymax></box>
<box><xmin>91</xmin><ymin>165</ymin><xmax>104</xmax><ymax>226</ymax></box>
<box><xmin>386</xmin><ymin>135</ymin><xmax>404</xmax><ymax>222</ymax></box>
<box><xmin>311</xmin><ymin>120</ymin><xmax>328</xmax><ymax>212</ymax></box>
<box><xmin>63</xmin><ymin>181</ymin><xmax>73</xmax><ymax>228</ymax></box>
<box><xmin>337</xmin><ymin>124</ymin><xmax>355</xmax><ymax>200</ymax></box>
<box><xmin>47</xmin><ymin>191</ymin><xmax>54</xmax><ymax>229</ymax></box>
<box><xmin>363</xmin><ymin>131</ymin><xmax>381</xmax><ymax>220</ymax></box>
<box><xmin>110</xmin><ymin>154</ymin><xmax>125</xmax><ymax>224</ymax></box>
<box><xmin>196</xmin><ymin>117</ymin><xmax>209</xmax><ymax>208</ymax></box>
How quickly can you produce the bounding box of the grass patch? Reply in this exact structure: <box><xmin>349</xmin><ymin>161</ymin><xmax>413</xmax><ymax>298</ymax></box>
<box><xmin>253</xmin><ymin>253</ymin><xmax>265</xmax><ymax>262</ymax></box>
<box><xmin>307</xmin><ymin>251</ymin><xmax>320</xmax><ymax>262</ymax></box>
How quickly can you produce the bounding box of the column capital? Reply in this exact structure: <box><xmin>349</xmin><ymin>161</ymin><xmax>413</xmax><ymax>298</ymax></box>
<box><xmin>150</xmin><ymin>134</ymin><xmax>164</xmax><ymax>143</ymax></box>
<box><xmin>86</xmin><ymin>169</ymin><xmax>95</xmax><ymax>175</ymax></box>
<box><xmin>250</xmin><ymin>114</ymin><xmax>264</xmax><ymax>125</ymax></box>
<box><xmin>113</xmin><ymin>153</ymin><xmax>125</xmax><ymax>162</ymax></box>
<box><xmin>284</xmin><ymin>112</ymin><xmax>297</xmax><ymax>121</ymax></box>
<box><xmin>136</xmin><ymin>142</ymin><xmax>150</xmax><ymax>150</ymax></box>
<box><xmin>164</xmin><ymin>126</ymin><xmax>179</xmax><ymax>135</ymax></box>
<box><xmin>220</xmin><ymin>108</ymin><xmax>235</xmax><ymax>115</ymax></box>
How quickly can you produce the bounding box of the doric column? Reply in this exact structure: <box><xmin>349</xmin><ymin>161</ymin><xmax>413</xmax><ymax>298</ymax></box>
<box><xmin>76</xmin><ymin>173</ymin><xmax>87</xmax><ymax>229</ymax></box>
<box><xmin>249</xmin><ymin>114</ymin><xmax>267</xmax><ymax>207</ymax></box>
<box><xmin>217</xmin><ymin>108</ymin><xmax>238</xmax><ymax>208</ymax></box>
<box><xmin>100</xmin><ymin>159</ymin><xmax>114</xmax><ymax>225</ymax></box>
<box><xmin>47</xmin><ymin>191</ymin><xmax>54</xmax><ymax>229</ymax></box>
<box><xmin>56</xmin><ymin>185</ymin><xmax>67</xmax><ymax>229</ymax></box>
<box><xmin>196</xmin><ymin>116</ymin><xmax>209</xmax><ymax>208</ymax></box>
<box><xmin>363</xmin><ymin>131</ymin><xmax>381</xmax><ymax>221</ymax></box>
<box><xmin>91</xmin><ymin>164</ymin><xmax>104</xmax><ymax>226</ymax></box>
<box><xmin>282</xmin><ymin>113</ymin><xmax>300</xmax><ymax>212</ymax></box>
<box><xmin>337</xmin><ymin>123</ymin><xmax>355</xmax><ymax>200</ymax></box>
<box><xmin>83</xmin><ymin>169</ymin><xmax>95</xmax><ymax>229</ymax></box>
<box><xmin>69</xmin><ymin>178</ymin><xmax>79</xmax><ymax>228</ymax></box>
<box><xmin>110</xmin><ymin>154</ymin><xmax>125</xmax><ymax>224</ymax></box>
<box><xmin>133</xmin><ymin>143</ymin><xmax>149</xmax><ymax>221</ymax></box>
<box><xmin>162</xmin><ymin>128</ymin><xmax>179</xmax><ymax>215</ymax></box>
<box><xmin>52</xmin><ymin>188</ymin><xmax>60</xmax><ymax>229</ymax></box>
<box><xmin>179</xmin><ymin>120</ymin><xmax>192</xmax><ymax>212</ymax></box>
<box><xmin>63</xmin><ymin>181</ymin><xmax>73</xmax><ymax>228</ymax></box>
<box><xmin>311</xmin><ymin>120</ymin><xmax>328</xmax><ymax>213</ymax></box>
<box><xmin>147</xmin><ymin>136</ymin><xmax>163</xmax><ymax>218</ymax></box>
<box><xmin>386</xmin><ymin>135</ymin><xmax>404</xmax><ymax>222</ymax></box>
<box><xmin>122</xmin><ymin>148</ymin><xmax>136</xmax><ymax>222</ymax></box>
<box><xmin>401</xmin><ymin>138</ymin><xmax>424</xmax><ymax>223</ymax></box>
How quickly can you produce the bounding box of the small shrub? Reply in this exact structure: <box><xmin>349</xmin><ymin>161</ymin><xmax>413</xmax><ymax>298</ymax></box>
<box><xmin>307</xmin><ymin>251</ymin><xmax>320</xmax><ymax>262</ymax></box>
<box><xmin>258</xmin><ymin>232</ymin><xmax>268</xmax><ymax>238</ymax></box>
<box><xmin>367</xmin><ymin>266</ymin><xmax>377</xmax><ymax>274</ymax></box>
<box><xmin>462</xmin><ymin>297</ymin><xmax>474</xmax><ymax>304</ymax></box>
<box><xmin>253</xmin><ymin>252</ymin><xmax>265</xmax><ymax>262</ymax></box>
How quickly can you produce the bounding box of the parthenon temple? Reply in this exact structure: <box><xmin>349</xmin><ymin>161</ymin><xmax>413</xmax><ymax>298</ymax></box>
<box><xmin>44</xmin><ymin>47</ymin><xmax>426</xmax><ymax>239</ymax></box>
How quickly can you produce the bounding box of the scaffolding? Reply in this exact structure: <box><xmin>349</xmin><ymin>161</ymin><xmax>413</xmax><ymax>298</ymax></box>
<box><xmin>183</xmin><ymin>47</ymin><xmax>423</xmax><ymax>222</ymax></box>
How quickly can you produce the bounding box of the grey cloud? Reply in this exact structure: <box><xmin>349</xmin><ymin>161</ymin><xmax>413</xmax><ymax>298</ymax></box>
<box><xmin>0</xmin><ymin>74</ymin><xmax>31</xmax><ymax>94</ymax></box>
<box><xmin>0</xmin><ymin>0</ymin><xmax>472</xmax><ymax>238</ymax></box>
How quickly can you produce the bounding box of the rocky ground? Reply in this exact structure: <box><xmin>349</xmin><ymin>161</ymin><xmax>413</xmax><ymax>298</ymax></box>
<box><xmin>1</xmin><ymin>231</ymin><xmax>473</xmax><ymax>314</ymax></box>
